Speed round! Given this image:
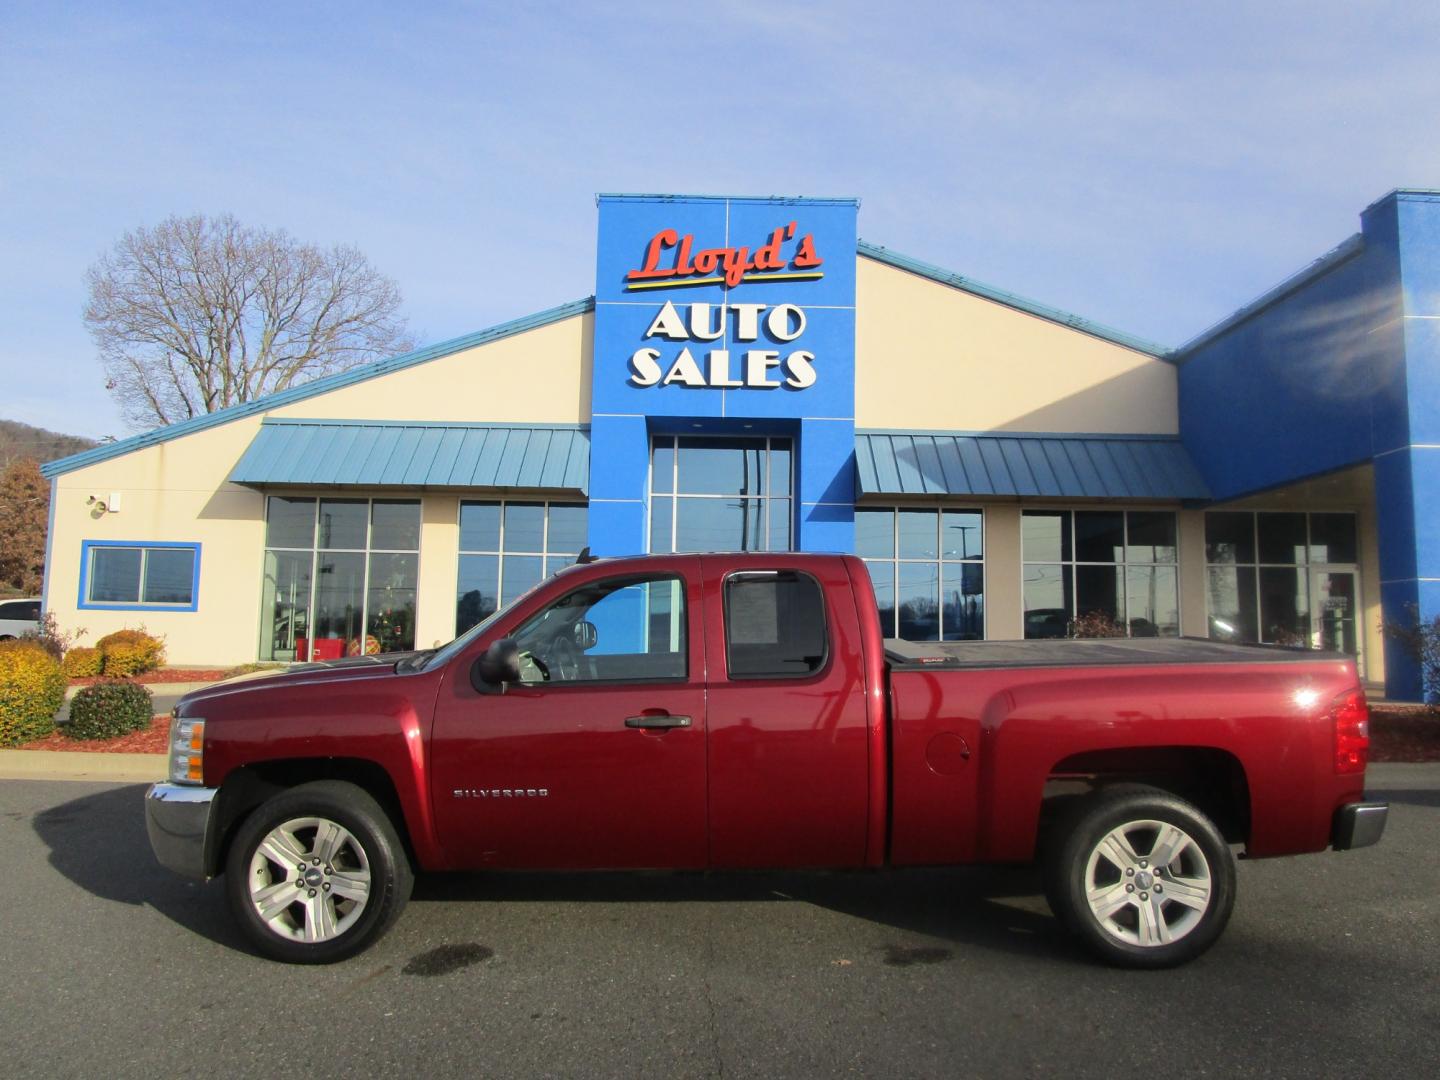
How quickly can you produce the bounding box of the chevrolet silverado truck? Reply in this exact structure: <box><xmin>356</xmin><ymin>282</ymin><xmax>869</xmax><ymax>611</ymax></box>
<box><xmin>145</xmin><ymin>552</ymin><xmax>1387</xmax><ymax>967</ymax></box>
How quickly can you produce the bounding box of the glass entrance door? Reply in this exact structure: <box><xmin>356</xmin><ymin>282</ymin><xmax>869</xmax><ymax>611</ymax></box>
<box><xmin>1310</xmin><ymin>567</ymin><xmax>1362</xmax><ymax>675</ymax></box>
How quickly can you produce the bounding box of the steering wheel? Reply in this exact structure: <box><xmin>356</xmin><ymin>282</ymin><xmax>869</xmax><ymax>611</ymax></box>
<box><xmin>549</xmin><ymin>634</ymin><xmax>581</xmax><ymax>681</ymax></box>
<box><xmin>518</xmin><ymin>650</ymin><xmax>551</xmax><ymax>682</ymax></box>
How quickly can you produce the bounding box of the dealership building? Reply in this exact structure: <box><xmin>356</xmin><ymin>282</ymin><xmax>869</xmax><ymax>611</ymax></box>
<box><xmin>40</xmin><ymin>190</ymin><xmax>1440</xmax><ymax>699</ymax></box>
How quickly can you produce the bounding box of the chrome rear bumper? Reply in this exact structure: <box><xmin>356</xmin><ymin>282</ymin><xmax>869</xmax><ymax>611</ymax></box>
<box><xmin>145</xmin><ymin>783</ymin><xmax>220</xmax><ymax>879</ymax></box>
<box><xmin>1332</xmin><ymin>801</ymin><xmax>1388</xmax><ymax>851</ymax></box>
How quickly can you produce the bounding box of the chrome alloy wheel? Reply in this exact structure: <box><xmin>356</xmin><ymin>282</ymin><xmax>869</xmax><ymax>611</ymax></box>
<box><xmin>1083</xmin><ymin>819</ymin><xmax>1213</xmax><ymax>948</ymax></box>
<box><xmin>246</xmin><ymin>816</ymin><xmax>372</xmax><ymax>943</ymax></box>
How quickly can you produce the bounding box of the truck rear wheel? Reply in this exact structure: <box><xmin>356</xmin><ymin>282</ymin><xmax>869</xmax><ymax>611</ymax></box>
<box><xmin>224</xmin><ymin>780</ymin><xmax>413</xmax><ymax>963</ymax></box>
<box><xmin>1043</xmin><ymin>787</ymin><xmax>1236</xmax><ymax>968</ymax></box>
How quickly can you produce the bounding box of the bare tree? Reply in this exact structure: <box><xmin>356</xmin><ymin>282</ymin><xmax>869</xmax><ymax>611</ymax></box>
<box><xmin>85</xmin><ymin>214</ymin><xmax>415</xmax><ymax>429</ymax></box>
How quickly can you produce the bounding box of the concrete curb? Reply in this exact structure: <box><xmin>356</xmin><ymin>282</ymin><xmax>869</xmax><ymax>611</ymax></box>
<box><xmin>0</xmin><ymin>749</ymin><xmax>167</xmax><ymax>783</ymax></box>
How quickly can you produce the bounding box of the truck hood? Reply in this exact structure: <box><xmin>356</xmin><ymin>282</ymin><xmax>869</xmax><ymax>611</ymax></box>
<box><xmin>173</xmin><ymin>651</ymin><xmax>425</xmax><ymax>713</ymax></box>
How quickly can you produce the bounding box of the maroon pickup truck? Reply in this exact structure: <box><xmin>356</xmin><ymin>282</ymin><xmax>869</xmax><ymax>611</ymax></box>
<box><xmin>146</xmin><ymin>552</ymin><xmax>1386</xmax><ymax>967</ymax></box>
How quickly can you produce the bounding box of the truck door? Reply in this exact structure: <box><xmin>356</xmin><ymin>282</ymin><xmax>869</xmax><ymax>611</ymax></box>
<box><xmin>701</xmin><ymin>557</ymin><xmax>872</xmax><ymax>868</ymax></box>
<box><xmin>429</xmin><ymin>563</ymin><xmax>707</xmax><ymax>870</ymax></box>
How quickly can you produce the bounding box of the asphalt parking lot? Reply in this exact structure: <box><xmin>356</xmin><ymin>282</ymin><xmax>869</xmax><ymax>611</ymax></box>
<box><xmin>2</xmin><ymin>766</ymin><xmax>1437</xmax><ymax>1079</ymax></box>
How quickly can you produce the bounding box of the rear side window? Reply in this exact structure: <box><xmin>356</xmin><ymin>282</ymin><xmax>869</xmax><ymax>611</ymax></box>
<box><xmin>0</xmin><ymin>601</ymin><xmax>38</xmax><ymax>621</ymax></box>
<box><xmin>724</xmin><ymin>570</ymin><xmax>828</xmax><ymax>679</ymax></box>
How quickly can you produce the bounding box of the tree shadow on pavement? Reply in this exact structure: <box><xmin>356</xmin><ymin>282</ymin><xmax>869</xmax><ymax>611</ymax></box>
<box><xmin>31</xmin><ymin>782</ymin><xmax>248</xmax><ymax>954</ymax></box>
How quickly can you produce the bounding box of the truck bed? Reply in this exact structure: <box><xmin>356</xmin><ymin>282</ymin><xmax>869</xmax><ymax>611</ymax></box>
<box><xmin>884</xmin><ymin>636</ymin><xmax>1348</xmax><ymax>670</ymax></box>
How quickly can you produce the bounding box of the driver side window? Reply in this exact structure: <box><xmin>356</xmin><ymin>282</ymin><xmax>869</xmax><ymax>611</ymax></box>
<box><xmin>510</xmin><ymin>574</ymin><xmax>687</xmax><ymax>684</ymax></box>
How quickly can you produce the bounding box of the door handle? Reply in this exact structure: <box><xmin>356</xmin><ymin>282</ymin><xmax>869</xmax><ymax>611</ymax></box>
<box><xmin>624</xmin><ymin>714</ymin><xmax>692</xmax><ymax>730</ymax></box>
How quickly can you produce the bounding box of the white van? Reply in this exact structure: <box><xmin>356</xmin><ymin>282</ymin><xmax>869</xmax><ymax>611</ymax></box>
<box><xmin>0</xmin><ymin>598</ymin><xmax>41</xmax><ymax>640</ymax></box>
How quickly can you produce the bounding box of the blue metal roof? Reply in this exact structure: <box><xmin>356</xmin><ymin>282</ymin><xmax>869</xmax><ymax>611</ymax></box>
<box><xmin>856</xmin><ymin>241</ymin><xmax>1173</xmax><ymax>359</ymax></box>
<box><xmin>228</xmin><ymin>419</ymin><xmax>590</xmax><ymax>493</ymax></box>
<box><xmin>41</xmin><ymin>297</ymin><xmax>595</xmax><ymax>479</ymax></box>
<box><xmin>855</xmin><ymin>431</ymin><xmax>1210</xmax><ymax>501</ymax></box>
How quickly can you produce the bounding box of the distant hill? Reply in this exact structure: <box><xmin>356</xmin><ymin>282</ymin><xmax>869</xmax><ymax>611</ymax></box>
<box><xmin>0</xmin><ymin>419</ymin><xmax>99</xmax><ymax>469</ymax></box>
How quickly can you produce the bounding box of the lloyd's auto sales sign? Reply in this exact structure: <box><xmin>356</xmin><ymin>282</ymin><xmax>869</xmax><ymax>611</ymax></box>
<box><xmin>588</xmin><ymin>194</ymin><xmax>859</xmax><ymax>552</ymax></box>
<box><xmin>590</xmin><ymin>194</ymin><xmax>857</xmax><ymax>425</ymax></box>
<box><xmin>625</xmin><ymin>221</ymin><xmax>823</xmax><ymax>390</ymax></box>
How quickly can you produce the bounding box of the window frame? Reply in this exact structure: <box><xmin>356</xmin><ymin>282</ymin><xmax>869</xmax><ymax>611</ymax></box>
<box><xmin>1019</xmin><ymin>508</ymin><xmax>1181</xmax><ymax>639</ymax></box>
<box><xmin>721</xmin><ymin>568</ymin><xmax>832</xmax><ymax>681</ymax></box>
<box><xmin>1202</xmin><ymin>509</ymin><xmax>1361</xmax><ymax>646</ymax></box>
<box><xmin>855</xmin><ymin>504</ymin><xmax>987</xmax><ymax>641</ymax></box>
<box><xmin>504</xmin><ymin>571</ymin><xmax>692</xmax><ymax>688</ymax></box>
<box><xmin>79</xmin><ymin>540</ymin><xmax>202</xmax><ymax>612</ymax></box>
<box><xmin>455</xmin><ymin>498</ymin><xmax>589</xmax><ymax>636</ymax></box>
<box><xmin>648</xmin><ymin>435</ymin><xmax>795</xmax><ymax>554</ymax></box>
<box><xmin>259</xmin><ymin>496</ymin><xmax>422</xmax><ymax>661</ymax></box>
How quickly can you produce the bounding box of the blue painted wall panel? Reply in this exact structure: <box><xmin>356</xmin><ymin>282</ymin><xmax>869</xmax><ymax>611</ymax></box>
<box><xmin>1178</xmin><ymin>243</ymin><xmax>1390</xmax><ymax>500</ymax></box>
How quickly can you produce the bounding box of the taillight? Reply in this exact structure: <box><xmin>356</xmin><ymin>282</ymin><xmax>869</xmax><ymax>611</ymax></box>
<box><xmin>1332</xmin><ymin>689</ymin><xmax>1369</xmax><ymax>774</ymax></box>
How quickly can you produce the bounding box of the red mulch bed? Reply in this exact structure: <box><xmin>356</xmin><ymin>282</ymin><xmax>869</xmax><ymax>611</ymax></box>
<box><xmin>68</xmin><ymin>669</ymin><xmax>231</xmax><ymax>687</ymax></box>
<box><xmin>21</xmin><ymin>714</ymin><xmax>170</xmax><ymax>754</ymax></box>
<box><xmin>1370</xmin><ymin>704</ymin><xmax>1440</xmax><ymax>762</ymax></box>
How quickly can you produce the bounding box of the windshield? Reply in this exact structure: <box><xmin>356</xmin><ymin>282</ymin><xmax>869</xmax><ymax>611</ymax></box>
<box><xmin>416</xmin><ymin>571</ymin><xmax>566</xmax><ymax>672</ymax></box>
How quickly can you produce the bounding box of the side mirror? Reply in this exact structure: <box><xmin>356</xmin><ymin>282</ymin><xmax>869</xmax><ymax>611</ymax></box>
<box><xmin>472</xmin><ymin>638</ymin><xmax>521</xmax><ymax>691</ymax></box>
<box><xmin>573</xmin><ymin>620</ymin><xmax>598</xmax><ymax>651</ymax></box>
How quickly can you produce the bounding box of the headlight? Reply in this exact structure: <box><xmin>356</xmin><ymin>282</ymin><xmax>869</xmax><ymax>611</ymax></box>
<box><xmin>170</xmin><ymin>716</ymin><xmax>206</xmax><ymax>785</ymax></box>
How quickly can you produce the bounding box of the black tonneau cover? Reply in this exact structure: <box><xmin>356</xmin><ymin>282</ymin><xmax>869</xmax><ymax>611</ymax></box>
<box><xmin>884</xmin><ymin>636</ymin><xmax>1348</xmax><ymax>671</ymax></box>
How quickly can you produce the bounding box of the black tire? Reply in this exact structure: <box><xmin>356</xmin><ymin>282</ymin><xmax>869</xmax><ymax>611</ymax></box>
<box><xmin>224</xmin><ymin>780</ymin><xmax>413</xmax><ymax>963</ymax></box>
<box><xmin>1042</xmin><ymin>786</ymin><xmax>1236</xmax><ymax>968</ymax></box>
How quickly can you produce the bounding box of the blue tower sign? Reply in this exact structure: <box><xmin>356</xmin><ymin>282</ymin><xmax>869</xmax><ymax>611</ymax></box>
<box><xmin>588</xmin><ymin>194</ymin><xmax>859</xmax><ymax>556</ymax></box>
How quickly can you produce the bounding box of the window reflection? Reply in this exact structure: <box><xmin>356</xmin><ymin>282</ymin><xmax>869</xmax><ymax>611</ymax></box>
<box><xmin>1022</xmin><ymin>510</ymin><xmax>1179</xmax><ymax>638</ymax></box>
<box><xmin>1203</xmin><ymin>511</ymin><xmax>1359</xmax><ymax>648</ymax></box>
<box><xmin>455</xmin><ymin>500</ymin><xmax>587</xmax><ymax>636</ymax></box>
<box><xmin>862</xmin><ymin>506</ymin><xmax>985</xmax><ymax>640</ymax></box>
<box><xmin>650</xmin><ymin>436</ymin><xmax>793</xmax><ymax>553</ymax></box>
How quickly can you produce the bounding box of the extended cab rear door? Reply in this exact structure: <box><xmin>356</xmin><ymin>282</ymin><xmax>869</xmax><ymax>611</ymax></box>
<box><xmin>700</xmin><ymin>556</ymin><xmax>872</xmax><ymax>868</ymax></box>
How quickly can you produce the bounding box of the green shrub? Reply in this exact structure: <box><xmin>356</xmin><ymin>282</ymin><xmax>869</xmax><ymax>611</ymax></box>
<box><xmin>61</xmin><ymin>646</ymin><xmax>104</xmax><ymax>678</ymax></box>
<box><xmin>63</xmin><ymin>679</ymin><xmax>155</xmax><ymax>740</ymax></box>
<box><xmin>96</xmin><ymin>628</ymin><xmax>166</xmax><ymax>675</ymax></box>
<box><xmin>0</xmin><ymin>639</ymin><xmax>65</xmax><ymax>746</ymax></box>
<box><xmin>101</xmin><ymin>642</ymin><xmax>151</xmax><ymax>677</ymax></box>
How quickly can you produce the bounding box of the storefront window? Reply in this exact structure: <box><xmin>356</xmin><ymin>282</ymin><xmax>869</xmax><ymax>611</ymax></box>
<box><xmin>455</xmin><ymin>500</ymin><xmax>587</xmax><ymax>635</ymax></box>
<box><xmin>259</xmin><ymin>497</ymin><xmax>420</xmax><ymax>661</ymax></box>
<box><xmin>1204</xmin><ymin>511</ymin><xmax>1358</xmax><ymax>648</ymax></box>
<box><xmin>649</xmin><ymin>436</ymin><xmax>792</xmax><ymax>553</ymax></box>
<box><xmin>1022</xmin><ymin>510</ymin><xmax>1179</xmax><ymax>638</ymax></box>
<box><xmin>857</xmin><ymin>507</ymin><xmax>984</xmax><ymax>640</ymax></box>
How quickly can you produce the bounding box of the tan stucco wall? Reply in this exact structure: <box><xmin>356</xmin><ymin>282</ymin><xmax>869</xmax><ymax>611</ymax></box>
<box><xmin>270</xmin><ymin>314</ymin><xmax>593</xmax><ymax>424</ymax></box>
<box><xmin>45</xmin><ymin>314</ymin><xmax>593</xmax><ymax>666</ymax></box>
<box><xmin>47</xmin><ymin>420</ymin><xmax>270</xmax><ymax>665</ymax></box>
<box><xmin>983</xmin><ymin>505</ymin><xmax>1023</xmax><ymax>639</ymax></box>
<box><xmin>1178</xmin><ymin>510</ymin><xmax>1209</xmax><ymax>638</ymax></box>
<box><xmin>855</xmin><ymin>257</ymin><xmax>1178</xmax><ymax>434</ymax></box>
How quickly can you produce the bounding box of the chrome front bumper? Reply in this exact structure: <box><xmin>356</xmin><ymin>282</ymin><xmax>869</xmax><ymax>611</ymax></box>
<box><xmin>145</xmin><ymin>783</ymin><xmax>220</xmax><ymax>879</ymax></box>
<box><xmin>1332</xmin><ymin>801</ymin><xmax>1389</xmax><ymax>851</ymax></box>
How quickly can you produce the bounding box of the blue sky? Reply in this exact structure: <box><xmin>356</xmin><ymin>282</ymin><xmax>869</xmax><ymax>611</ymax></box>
<box><xmin>3</xmin><ymin>1</ymin><xmax>1439</xmax><ymax>438</ymax></box>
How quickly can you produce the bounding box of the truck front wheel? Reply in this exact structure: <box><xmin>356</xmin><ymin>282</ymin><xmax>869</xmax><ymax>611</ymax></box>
<box><xmin>224</xmin><ymin>780</ymin><xmax>413</xmax><ymax>963</ymax></box>
<box><xmin>1044</xmin><ymin>787</ymin><xmax>1236</xmax><ymax>968</ymax></box>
